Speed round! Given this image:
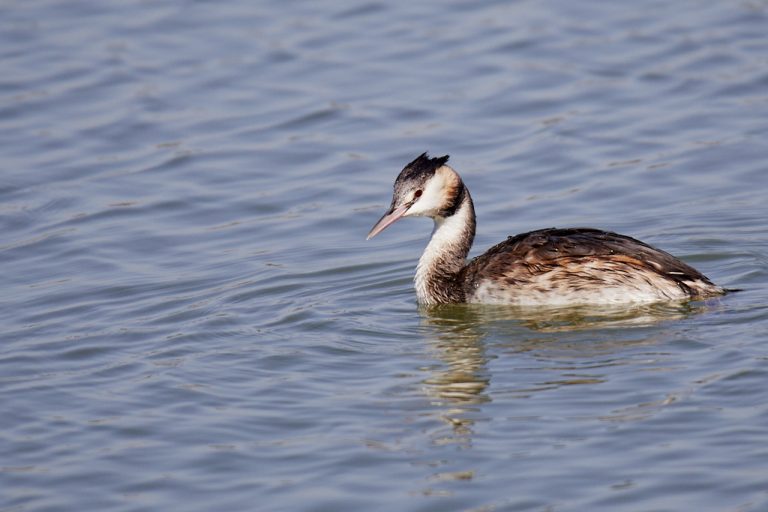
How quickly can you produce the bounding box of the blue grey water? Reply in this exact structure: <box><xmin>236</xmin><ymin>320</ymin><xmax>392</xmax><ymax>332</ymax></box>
<box><xmin>2</xmin><ymin>1</ymin><xmax>767</xmax><ymax>510</ymax></box>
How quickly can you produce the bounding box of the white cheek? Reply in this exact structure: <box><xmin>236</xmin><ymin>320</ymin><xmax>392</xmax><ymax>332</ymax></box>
<box><xmin>405</xmin><ymin>174</ymin><xmax>445</xmax><ymax>217</ymax></box>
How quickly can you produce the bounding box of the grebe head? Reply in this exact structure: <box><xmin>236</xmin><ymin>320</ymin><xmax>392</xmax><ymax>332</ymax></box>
<box><xmin>367</xmin><ymin>153</ymin><xmax>463</xmax><ymax>239</ymax></box>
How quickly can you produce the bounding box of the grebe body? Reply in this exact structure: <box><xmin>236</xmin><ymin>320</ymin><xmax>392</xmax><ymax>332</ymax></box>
<box><xmin>367</xmin><ymin>153</ymin><xmax>724</xmax><ymax>306</ymax></box>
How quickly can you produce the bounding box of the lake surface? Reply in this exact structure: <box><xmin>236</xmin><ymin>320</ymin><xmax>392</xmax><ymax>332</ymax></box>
<box><xmin>2</xmin><ymin>1</ymin><xmax>768</xmax><ymax>511</ymax></box>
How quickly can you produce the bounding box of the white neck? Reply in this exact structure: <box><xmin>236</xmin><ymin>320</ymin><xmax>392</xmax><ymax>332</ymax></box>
<box><xmin>414</xmin><ymin>194</ymin><xmax>476</xmax><ymax>305</ymax></box>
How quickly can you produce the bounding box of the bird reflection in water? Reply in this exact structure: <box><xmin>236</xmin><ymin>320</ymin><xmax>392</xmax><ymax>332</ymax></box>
<box><xmin>418</xmin><ymin>300</ymin><xmax>714</xmax><ymax>442</ymax></box>
<box><xmin>419</xmin><ymin>305</ymin><xmax>493</xmax><ymax>443</ymax></box>
<box><xmin>413</xmin><ymin>300</ymin><xmax>720</xmax><ymax>498</ymax></box>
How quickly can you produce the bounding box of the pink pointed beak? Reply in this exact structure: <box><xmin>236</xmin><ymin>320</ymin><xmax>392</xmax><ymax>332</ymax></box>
<box><xmin>366</xmin><ymin>204</ymin><xmax>410</xmax><ymax>240</ymax></box>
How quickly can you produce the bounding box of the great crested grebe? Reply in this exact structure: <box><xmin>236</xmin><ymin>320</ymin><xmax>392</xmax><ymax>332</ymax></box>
<box><xmin>367</xmin><ymin>153</ymin><xmax>725</xmax><ymax>306</ymax></box>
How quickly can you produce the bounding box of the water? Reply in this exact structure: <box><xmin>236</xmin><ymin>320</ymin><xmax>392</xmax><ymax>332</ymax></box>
<box><xmin>2</xmin><ymin>0</ymin><xmax>767</xmax><ymax>510</ymax></box>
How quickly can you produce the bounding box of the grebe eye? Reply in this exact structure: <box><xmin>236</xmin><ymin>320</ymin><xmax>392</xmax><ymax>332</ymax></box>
<box><xmin>414</xmin><ymin>190</ymin><xmax>422</xmax><ymax>198</ymax></box>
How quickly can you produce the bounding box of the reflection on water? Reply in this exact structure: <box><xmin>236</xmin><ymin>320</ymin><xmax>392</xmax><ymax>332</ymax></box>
<box><xmin>412</xmin><ymin>300</ymin><xmax>728</xmax><ymax>499</ymax></box>
<box><xmin>417</xmin><ymin>300</ymin><xmax>718</xmax><ymax>442</ymax></box>
<box><xmin>419</xmin><ymin>306</ymin><xmax>492</xmax><ymax>443</ymax></box>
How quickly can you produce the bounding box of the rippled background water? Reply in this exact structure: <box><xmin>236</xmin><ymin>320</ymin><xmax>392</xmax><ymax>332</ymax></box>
<box><xmin>2</xmin><ymin>1</ymin><xmax>768</xmax><ymax>511</ymax></box>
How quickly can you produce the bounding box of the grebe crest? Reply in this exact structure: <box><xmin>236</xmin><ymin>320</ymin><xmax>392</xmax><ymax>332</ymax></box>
<box><xmin>367</xmin><ymin>153</ymin><xmax>725</xmax><ymax>307</ymax></box>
